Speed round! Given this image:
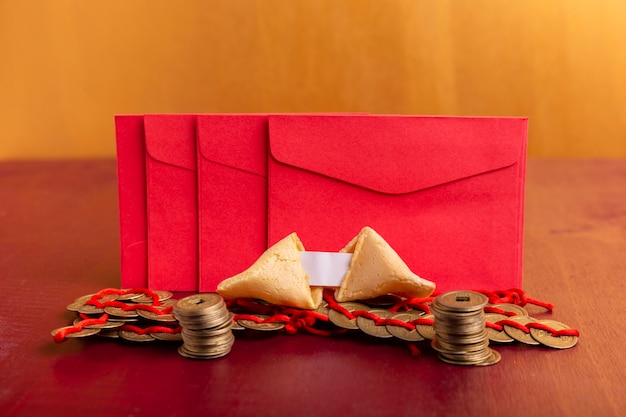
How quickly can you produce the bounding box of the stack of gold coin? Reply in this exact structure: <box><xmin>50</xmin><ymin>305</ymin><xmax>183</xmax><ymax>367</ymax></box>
<box><xmin>173</xmin><ymin>293</ymin><xmax>234</xmax><ymax>359</ymax></box>
<box><xmin>431</xmin><ymin>290</ymin><xmax>501</xmax><ymax>366</ymax></box>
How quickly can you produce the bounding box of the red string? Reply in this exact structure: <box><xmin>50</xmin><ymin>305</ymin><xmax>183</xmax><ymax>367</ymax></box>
<box><xmin>476</xmin><ymin>289</ymin><xmax>554</xmax><ymax>311</ymax></box>
<box><xmin>55</xmin><ymin>287</ymin><xmax>572</xmax><ymax>346</ymax></box>
<box><xmin>53</xmin><ymin>327</ymin><xmax>78</xmax><ymax>343</ymax></box>
<box><xmin>85</xmin><ymin>289</ymin><xmax>171</xmax><ymax>314</ymax></box>
<box><xmin>390</xmin><ymin>298</ymin><xmax>433</xmax><ymax>314</ymax></box>
<box><xmin>53</xmin><ymin>313</ymin><xmax>110</xmax><ymax>343</ymax></box>
<box><xmin>227</xmin><ymin>298</ymin><xmax>274</xmax><ymax>314</ymax></box>
<box><xmin>523</xmin><ymin>321</ymin><xmax>580</xmax><ymax>337</ymax></box>
<box><xmin>322</xmin><ymin>290</ymin><xmax>355</xmax><ymax>319</ymax></box>
<box><xmin>413</xmin><ymin>317</ymin><xmax>435</xmax><ymax>326</ymax></box>
<box><xmin>490</xmin><ymin>319</ymin><xmax>580</xmax><ymax>337</ymax></box>
<box><xmin>321</xmin><ymin>289</ymin><xmax>571</xmax><ymax>339</ymax></box>
<box><xmin>384</xmin><ymin>318</ymin><xmax>415</xmax><ymax>330</ymax></box>
<box><xmin>484</xmin><ymin>306</ymin><xmax>517</xmax><ymax>316</ymax></box>
<box><xmin>406</xmin><ymin>343</ymin><xmax>421</xmax><ymax>357</ymax></box>
<box><xmin>486</xmin><ymin>321</ymin><xmax>504</xmax><ymax>332</ymax></box>
<box><xmin>54</xmin><ymin>288</ymin><xmax>173</xmax><ymax>343</ymax></box>
<box><xmin>233</xmin><ymin>308</ymin><xmax>345</xmax><ymax>336</ymax></box>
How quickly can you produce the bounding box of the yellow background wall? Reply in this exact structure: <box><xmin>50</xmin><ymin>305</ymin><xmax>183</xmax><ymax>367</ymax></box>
<box><xmin>1</xmin><ymin>0</ymin><xmax>625</xmax><ymax>159</ymax></box>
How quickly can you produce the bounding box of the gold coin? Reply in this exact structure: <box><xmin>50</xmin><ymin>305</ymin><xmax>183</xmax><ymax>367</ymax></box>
<box><xmin>237</xmin><ymin>315</ymin><xmax>285</xmax><ymax>331</ymax></box>
<box><xmin>105</xmin><ymin>316</ymin><xmax>139</xmax><ymax>322</ymax></box>
<box><xmin>183</xmin><ymin>333</ymin><xmax>235</xmax><ymax>353</ymax></box>
<box><xmin>431</xmin><ymin>306</ymin><xmax>484</xmax><ymax>320</ymax></box>
<box><xmin>432</xmin><ymin>339</ymin><xmax>491</xmax><ymax>359</ymax></box>
<box><xmin>315</xmin><ymin>303</ymin><xmax>330</xmax><ymax>317</ymax></box>
<box><xmin>484</xmin><ymin>312</ymin><xmax>511</xmax><ymax>323</ymax></box>
<box><xmin>230</xmin><ymin>313</ymin><xmax>245</xmax><ymax>330</ymax></box>
<box><xmin>97</xmin><ymin>329</ymin><xmax>120</xmax><ymax>338</ymax></box>
<box><xmin>435</xmin><ymin>349</ymin><xmax>493</xmax><ymax>366</ymax></box>
<box><xmin>137</xmin><ymin>308</ymin><xmax>177</xmax><ymax>322</ymax></box>
<box><xmin>66</xmin><ymin>301</ymin><xmax>86</xmax><ymax>312</ymax></box>
<box><xmin>73</xmin><ymin>294</ymin><xmax>95</xmax><ymax>304</ymax></box>
<box><xmin>178</xmin><ymin>344</ymin><xmax>232</xmax><ymax>360</ymax></box>
<box><xmin>73</xmin><ymin>317</ymin><xmax>125</xmax><ymax>330</ymax></box>
<box><xmin>434</xmin><ymin>291</ymin><xmax>488</xmax><ymax>312</ymax></box>
<box><xmin>74</xmin><ymin>293</ymin><xmax>119</xmax><ymax>304</ymax></box>
<box><xmin>104</xmin><ymin>306</ymin><xmax>139</xmax><ymax>318</ymax></box>
<box><xmin>435</xmin><ymin>348</ymin><xmax>494</xmax><ymax>366</ymax></box>
<box><xmin>174</xmin><ymin>293</ymin><xmax>224</xmax><ymax>316</ymax></box>
<box><xmin>92</xmin><ymin>293</ymin><xmax>120</xmax><ymax>303</ymax></box>
<box><xmin>328</xmin><ymin>302</ymin><xmax>370</xmax><ymax>330</ymax></box>
<box><xmin>361</xmin><ymin>294</ymin><xmax>402</xmax><ymax>308</ymax></box>
<box><xmin>484</xmin><ymin>313</ymin><xmax>514</xmax><ymax>343</ymax></box>
<box><xmin>51</xmin><ymin>326</ymin><xmax>100</xmax><ymax>338</ymax></box>
<box><xmin>182</xmin><ymin>332</ymin><xmax>235</xmax><ymax>347</ymax></box>
<box><xmin>414</xmin><ymin>314</ymin><xmax>436</xmax><ymax>340</ymax></box>
<box><xmin>356</xmin><ymin>309</ymin><xmax>394</xmax><ymax>338</ymax></box>
<box><xmin>474</xmin><ymin>349</ymin><xmax>502</xmax><ymax>367</ymax></box>
<box><xmin>433</xmin><ymin>319</ymin><xmax>486</xmax><ymax>337</ymax></box>
<box><xmin>76</xmin><ymin>304</ymin><xmax>106</xmax><ymax>315</ymax></box>
<box><xmin>177</xmin><ymin>309</ymin><xmax>231</xmax><ymax>330</ymax></box>
<box><xmin>530</xmin><ymin>320</ymin><xmax>578</xmax><ymax>349</ymax></box>
<box><xmin>386</xmin><ymin>312</ymin><xmax>425</xmax><ymax>342</ymax></box>
<box><xmin>119</xmin><ymin>330</ymin><xmax>155</xmax><ymax>342</ymax></box>
<box><xmin>150</xmin><ymin>331</ymin><xmax>183</xmax><ymax>341</ymax></box>
<box><xmin>134</xmin><ymin>290</ymin><xmax>174</xmax><ymax>304</ymax></box>
<box><xmin>177</xmin><ymin>345</ymin><xmax>207</xmax><ymax>359</ymax></box>
<box><xmin>182</xmin><ymin>324</ymin><xmax>233</xmax><ymax>339</ymax></box>
<box><xmin>148</xmin><ymin>298</ymin><xmax>178</xmax><ymax>308</ymax></box>
<box><xmin>231</xmin><ymin>321</ymin><xmax>245</xmax><ymax>330</ymax></box>
<box><xmin>438</xmin><ymin>348</ymin><xmax>492</xmax><ymax>362</ymax></box>
<box><xmin>488</xmin><ymin>303</ymin><xmax>528</xmax><ymax>317</ymax></box>
<box><xmin>184</xmin><ymin>336</ymin><xmax>234</xmax><ymax>350</ymax></box>
<box><xmin>502</xmin><ymin>316</ymin><xmax>539</xmax><ymax>345</ymax></box>
<box><xmin>486</xmin><ymin>327</ymin><xmax>514</xmax><ymax>343</ymax></box>
<box><xmin>117</xmin><ymin>290</ymin><xmax>145</xmax><ymax>301</ymax></box>
<box><xmin>403</xmin><ymin>308</ymin><xmax>426</xmax><ymax>317</ymax></box>
<box><xmin>437</xmin><ymin>329</ymin><xmax>489</xmax><ymax>352</ymax></box>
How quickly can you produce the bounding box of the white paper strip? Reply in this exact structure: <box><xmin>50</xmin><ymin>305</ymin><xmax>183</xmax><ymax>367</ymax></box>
<box><xmin>300</xmin><ymin>251</ymin><xmax>352</xmax><ymax>287</ymax></box>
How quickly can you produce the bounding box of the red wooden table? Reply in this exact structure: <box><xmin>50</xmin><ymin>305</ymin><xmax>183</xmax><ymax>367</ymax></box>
<box><xmin>1</xmin><ymin>159</ymin><xmax>624</xmax><ymax>417</ymax></box>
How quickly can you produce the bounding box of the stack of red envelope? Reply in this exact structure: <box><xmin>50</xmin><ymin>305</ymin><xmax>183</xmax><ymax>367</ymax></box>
<box><xmin>115</xmin><ymin>114</ymin><xmax>528</xmax><ymax>293</ymax></box>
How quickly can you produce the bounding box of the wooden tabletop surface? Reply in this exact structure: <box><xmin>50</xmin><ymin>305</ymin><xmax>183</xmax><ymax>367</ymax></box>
<box><xmin>1</xmin><ymin>159</ymin><xmax>624</xmax><ymax>417</ymax></box>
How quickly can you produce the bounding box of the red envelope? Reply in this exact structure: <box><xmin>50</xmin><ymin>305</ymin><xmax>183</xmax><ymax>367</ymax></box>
<box><xmin>144</xmin><ymin>114</ymin><xmax>198</xmax><ymax>291</ymax></box>
<box><xmin>196</xmin><ymin>114</ymin><xmax>269</xmax><ymax>291</ymax></box>
<box><xmin>267</xmin><ymin>115</ymin><xmax>528</xmax><ymax>292</ymax></box>
<box><xmin>115</xmin><ymin>115</ymin><xmax>148</xmax><ymax>288</ymax></box>
<box><xmin>118</xmin><ymin>113</ymin><xmax>526</xmax><ymax>293</ymax></box>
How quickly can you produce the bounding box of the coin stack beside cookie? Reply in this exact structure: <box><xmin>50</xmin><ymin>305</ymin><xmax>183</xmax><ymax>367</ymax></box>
<box><xmin>431</xmin><ymin>290</ymin><xmax>501</xmax><ymax>366</ymax></box>
<box><xmin>173</xmin><ymin>293</ymin><xmax>234</xmax><ymax>359</ymax></box>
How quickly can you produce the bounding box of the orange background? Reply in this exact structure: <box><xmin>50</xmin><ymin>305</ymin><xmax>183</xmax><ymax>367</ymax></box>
<box><xmin>1</xmin><ymin>0</ymin><xmax>625</xmax><ymax>159</ymax></box>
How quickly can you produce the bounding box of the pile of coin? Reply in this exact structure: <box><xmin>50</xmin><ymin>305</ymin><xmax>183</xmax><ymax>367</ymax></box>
<box><xmin>55</xmin><ymin>287</ymin><xmax>578</xmax><ymax>363</ymax></box>
<box><xmin>430</xmin><ymin>290</ymin><xmax>501</xmax><ymax>366</ymax></box>
<box><xmin>231</xmin><ymin>292</ymin><xmax>578</xmax><ymax>356</ymax></box>
<box><xmin>53</xmin><ymin>289</ymin><xmax>182</xmax><ymax>342</ymax></box>
<box><xmin>173</xmin><ymin>293</ymin><xmax>234</xmax><ymax>359</ymax></box>
<box><xmin>325</xmin><ymin>298</ymin><xmax>434</xmax><ymax>340</ymax></box>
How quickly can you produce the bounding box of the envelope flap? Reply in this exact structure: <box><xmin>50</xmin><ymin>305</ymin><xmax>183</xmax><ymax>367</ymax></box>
<box><xmin>268</xmin><ymin>115</ymin><xmax>527</xmax><ymax>194</ymax></box>
<box><xmin>144</xmin><ymin>114</ymin><xmax>196</xmax><ymax>171</ymax></box>
<box><xmin>197</xmin><ymin>115</ymin><xmax>268</xmax><ymax>176</ymax></box>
